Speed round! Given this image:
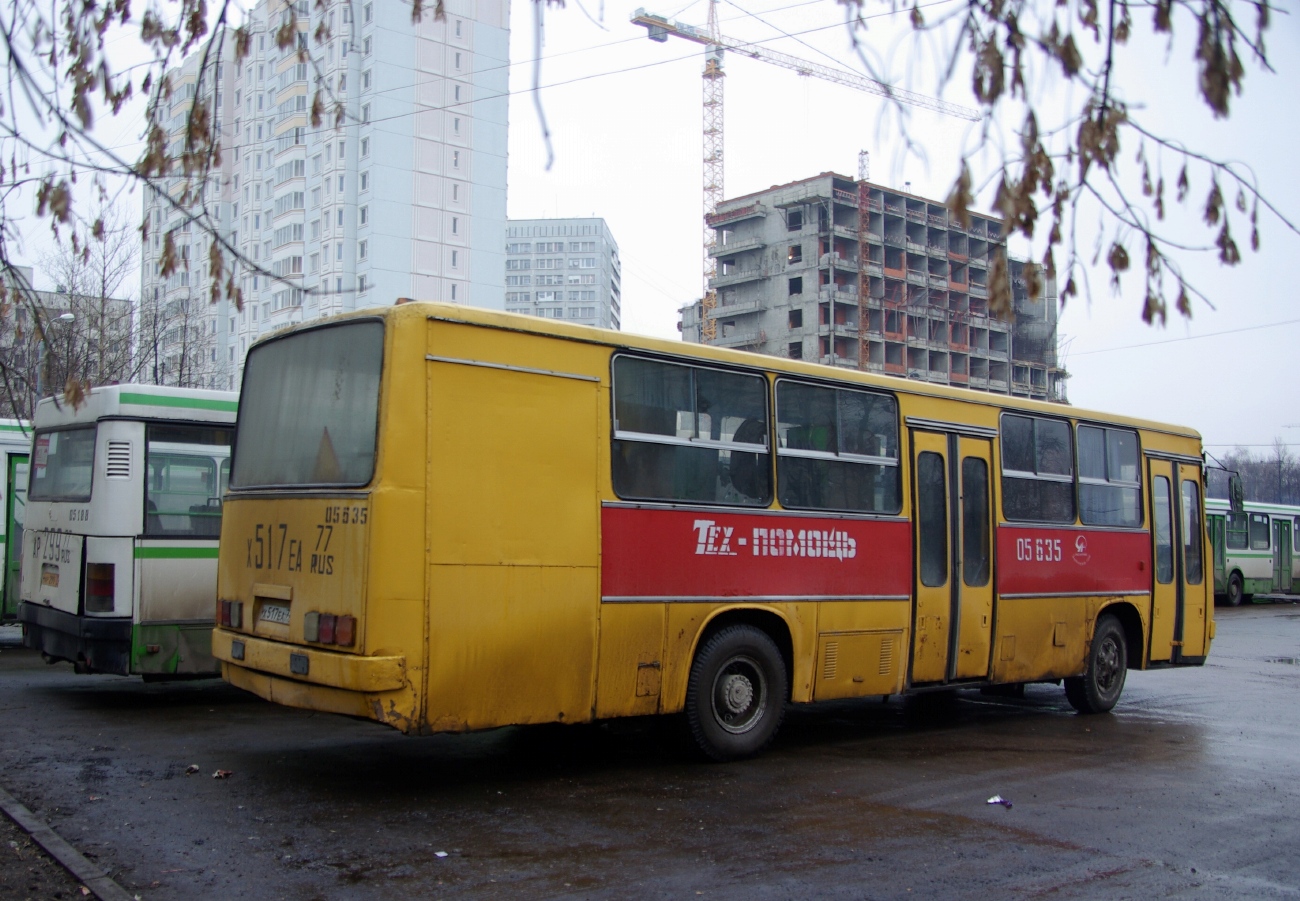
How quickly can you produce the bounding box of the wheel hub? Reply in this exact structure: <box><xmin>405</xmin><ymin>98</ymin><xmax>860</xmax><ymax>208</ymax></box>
<box><xmin>720</xmin><ymin>673</ymin><xmax>754</xmax><ymax>714</ymax></box>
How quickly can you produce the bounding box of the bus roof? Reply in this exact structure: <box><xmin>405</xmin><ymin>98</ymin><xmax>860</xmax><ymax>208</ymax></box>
<box><xmin>34</xmin><ymin>385</ymin><xmax>238</xmax><ymax>429</ymax></box>
<box><xmin>0</xmin><ymin>418</ymin><xmax>30</xmax><ymax>449</ymax></box>
<box><xmin>250</xmin><ymin>300</ymin><xmax>1202</xmax><ymax>442</ymax></box>
<box><xmin>1206</xmin><ymin>497</ymin><xmax>1300</xmax><ymax>516</ymax></box>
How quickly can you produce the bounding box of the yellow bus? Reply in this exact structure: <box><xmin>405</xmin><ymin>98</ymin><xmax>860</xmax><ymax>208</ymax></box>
<box><xmin>213</xmin><ymin>302</ymin><xmax>1212</xmax><ymax>760</ymax></box>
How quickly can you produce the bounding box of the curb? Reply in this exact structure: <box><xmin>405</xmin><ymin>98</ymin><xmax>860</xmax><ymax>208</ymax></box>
<box><xmin>0</xmin><ymin>783</ymin><xmax>135</xmax><ymax>901</ymax></box>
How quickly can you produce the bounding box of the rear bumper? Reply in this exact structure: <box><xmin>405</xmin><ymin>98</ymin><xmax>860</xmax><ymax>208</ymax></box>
<box><xmin>18</xmin><ymin>602</ymin><xmax>131</xmax><ymax>675</ymax></box>
<box><xmin>212</xmin><ymin>628</ymin><xmax>413</xmax><ymax>729</ymax></box>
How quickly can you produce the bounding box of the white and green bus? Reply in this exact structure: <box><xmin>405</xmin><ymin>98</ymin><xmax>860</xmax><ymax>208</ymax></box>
<box><xmin>17</xmin><ymin>386</ymin><xmax>236</xmax><ymax>678</ymax></box>
<box><xmin>1206</xmin><ymin>497</ymin><xmax>1300</xmax><ymax>606</ymax></box>
<box><xmin>0</xmin><ymin>418</ymin><xmax>31</xmax><ymax>621</ymax></box>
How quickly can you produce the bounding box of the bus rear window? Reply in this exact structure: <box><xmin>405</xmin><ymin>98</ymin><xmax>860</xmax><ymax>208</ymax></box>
<box><xmin>232</xmin><ymin>321</ymin><xmax>383</xmax><ymax>488</ymax></box>
<box><xmin>30</xmin><ymin>427</ymin><xmax>95</xmax><ymax>501</ymax></box>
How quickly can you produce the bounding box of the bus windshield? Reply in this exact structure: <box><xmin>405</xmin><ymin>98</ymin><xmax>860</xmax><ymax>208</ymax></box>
<box><xmin>30</xmin><ymin>427</ymin><xmax>95</xmax><ymax>501</ymax></box>
<box><xmin>231</xmin><ymin>320</ymin><xmax>383</xmax><ymax>488</ymax></box>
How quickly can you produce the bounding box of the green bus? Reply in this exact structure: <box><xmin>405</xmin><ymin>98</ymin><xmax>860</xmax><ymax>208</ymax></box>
<box><xmin>1206</xmin><ymin>497</ymin><xmax>1300</xmax><ymax>606</ymax></box>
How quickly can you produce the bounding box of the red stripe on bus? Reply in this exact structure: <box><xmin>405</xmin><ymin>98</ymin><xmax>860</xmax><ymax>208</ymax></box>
<box><xmin>601</xmin><ymin>506</ymin><xmax>912</xmax><ymax>600</ymax></box>
<box><xmin>995</xmin><ymin>526</ymin><xmax>1152</xmax><ymax>596</ymax></box>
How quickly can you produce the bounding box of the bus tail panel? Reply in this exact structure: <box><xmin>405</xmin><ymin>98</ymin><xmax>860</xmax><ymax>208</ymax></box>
<box><xmin>18</xmin><ymin>602</ymin><xmax>132</xmax><ymax>675</ymax></box>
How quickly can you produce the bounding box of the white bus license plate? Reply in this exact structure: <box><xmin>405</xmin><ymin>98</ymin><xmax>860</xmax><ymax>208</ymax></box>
<box><xmin>259</xmin><ymin>602</ymin><xmax>291</xmax><ymax>625</ymax></box>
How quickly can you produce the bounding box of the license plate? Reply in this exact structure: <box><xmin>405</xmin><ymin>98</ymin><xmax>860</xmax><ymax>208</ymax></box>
<box><xmin>259</xmin><ymin>602</ymin><xmax>291</xmax><ymax>625</ymax></box>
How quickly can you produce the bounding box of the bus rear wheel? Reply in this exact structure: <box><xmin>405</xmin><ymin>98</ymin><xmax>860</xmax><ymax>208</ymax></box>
<box><xmin>1064</xmin><ymin>614</ymin><xmax>1127</xmax><ymax>714</ymax></box>
<box><xmin>1225</xmin><ymin>572</ymin><xmax>1245</xmax><ymax>607</ymax></box>
<box><xmin>685</xmin><ymin>625</ymin><xmax>787</xmax><ymax>761</ymax></box>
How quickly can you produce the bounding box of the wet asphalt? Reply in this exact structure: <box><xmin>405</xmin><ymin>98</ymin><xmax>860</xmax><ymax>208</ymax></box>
<box><xmin>1</xmin><ymin>604</ymin><xmax>1298</xmax><ymax>900</ymax></box>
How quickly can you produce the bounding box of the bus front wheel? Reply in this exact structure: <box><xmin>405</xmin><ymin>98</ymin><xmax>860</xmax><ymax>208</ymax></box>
<box><xmin>685</xmin><ymin>625</ymin><xmax>788</xmax><ymax>761</ymax></box>
<box><xmin>1225</xmin><ymin>572</ymin><xmax>1245</xmax><ymax>607</ymax></box>
<box><xmin>1064</xmin><ymin>614</ymin><xmax>1127</xmax><ymax>714</ymax></box>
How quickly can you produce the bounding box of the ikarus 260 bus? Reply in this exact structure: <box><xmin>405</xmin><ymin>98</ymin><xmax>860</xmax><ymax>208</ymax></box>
<box><xmin>18</xmin><ymin>386</ymin><xmax>236</xmax><ymax>678</ymax></box>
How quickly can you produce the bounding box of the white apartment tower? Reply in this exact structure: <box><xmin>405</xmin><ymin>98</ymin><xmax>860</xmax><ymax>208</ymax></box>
<box><xmin>503</xmin><ymin>218</ymin><xmax>622</xmax><ymax>330</ymax></box>
<box><xmin>142</xmin><ymin>0</ymin><xmax>509</xmax><ymax>389</ymax></box>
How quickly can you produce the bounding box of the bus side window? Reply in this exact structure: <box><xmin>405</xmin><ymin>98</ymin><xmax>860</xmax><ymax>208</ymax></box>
<box><xmin>1000</xmin><ymin>414</ymin><xmax>1075</xmax><ymax>524</ymax></box>
<box><xmin>611</xmin><ymin>356</ymin><xmax>769</xmax><ymax>507</ymax></box>
<box><xmin>1182</xmin><ymin>479</ymin><xmax>1204</xmax><ymax>584</ymax></box>
<box><xmin>1249</xmin><ymin>513</ymin><xmax>1271</xmax><ymax>550</ymax></box>
<box><xmin>774</xmin><ymin>380</ymin><xmax>899</xmax><ymax>514</ymax></box>
<box><xmin>1226</xmin><ymin>512</ymin><xmax>1248</xmax><ymax>549</ymax></box>
<box><xmin>1153</xmin><ymin>476</ymin><xmax>1173</xmax><ymax>583</ymax></box>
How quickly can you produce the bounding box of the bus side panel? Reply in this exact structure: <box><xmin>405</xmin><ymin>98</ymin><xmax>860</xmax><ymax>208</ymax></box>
<box><xmin>135</xmin><ymin>546</ymin><xmax>217</xmax><ymax>675</ymax></box>
<box><xmin>425</xmin><ymin>347</ymin><xmax>601</xmax><ymax>732</ymax></box>
<box><xmin>989</xmin><ymin>597</ymin><xmax>1089</xmax><ymax>683</ymax></box>
<box><xmin>993</xmin><ymin>527</ymin><xmax>1151</xmax><ymax>681</ymax></box>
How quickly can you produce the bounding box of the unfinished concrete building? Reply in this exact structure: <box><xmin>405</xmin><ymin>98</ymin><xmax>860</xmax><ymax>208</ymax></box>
<box><xmin>679</xmin><ymin>172</ymin><xmax>1066</xmax><ymax>402</ymax></box>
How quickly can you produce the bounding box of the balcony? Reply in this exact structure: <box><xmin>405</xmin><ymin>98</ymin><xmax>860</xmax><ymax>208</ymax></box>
<box><xmin>832</xmin><ymin>224</ymin><xmax>859</xmax><ymax>241</ymax></box>
<box><xmin>818</xmin><ymin>285</ymin><xmax>859</xmax><ymax>304</ymax></box>
<box><xmin>820</xmin><ymin>252</ymin><xmax>858</xmax><ymax>272</ymax></box>
<box><xmin>715</xmin><ymin>329</ymin><xmax>762</xmax><ymax>349</ymax></box>
<box><xmin>710</xmin><ymin>267</ymin><xmax>766</xmax><ymax>288</ymax></box>
<box><xmin>708</xmin><ymin>236</ymin><xmax>765</xmax><ymax>257</ymax></box>
<box><xmin>707</xmin><ymin>203</ymin><xmax>766</xmax><ymax>227</ymax></box>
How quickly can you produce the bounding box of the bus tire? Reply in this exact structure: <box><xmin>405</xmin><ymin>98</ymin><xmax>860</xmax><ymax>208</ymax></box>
<box><xmin>1064</xmin><ymin>614</ymin><xmax>1127</xmax><ymax>715</ymax></box>
<box><xmin>685</xmin><ymin>625</ymin><xmax>787</xmax><ymax>761</ymax></box>
<box><xmin>1226</xmin><ymin>572</ymin><xmax>1245</xmax><ymax>607</ymax></box>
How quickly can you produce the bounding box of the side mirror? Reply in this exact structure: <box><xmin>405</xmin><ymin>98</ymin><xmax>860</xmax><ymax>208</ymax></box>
<box><xmin>1229</xmin><ymin>473</ymin><xmax>1244</xmax><ymax>513</ymax></box>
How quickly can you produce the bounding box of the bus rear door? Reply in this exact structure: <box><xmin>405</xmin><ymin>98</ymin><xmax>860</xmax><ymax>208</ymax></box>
<box><xmin>1273</xmin><ymin>518</ymin><xmax>1293</xmax><ymax>593</ymax></box>
<box><xmin>1148</xmin><ymin>457</ymin><xmax>1209</xmax><ymax>662</ymax></box>
<box><xmin>910</xmin><ymin>428</ymin><xmax>995</xmax><ymax>684</ymax></box>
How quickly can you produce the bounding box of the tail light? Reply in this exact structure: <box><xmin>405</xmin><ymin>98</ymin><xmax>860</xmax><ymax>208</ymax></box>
<box><xmin>218</xmin><ymin>600</ymin><xmax>243</xmax><ymax>628</ymax></box>
<box><xmin>302</xmin><ymin>612</ymin><xmax>356</xmax><ymax>647</ymax></box>
<box><xmin>85</xmin><ymin>564</ymin><xmax>115</xmax><ymax>613</ymax></box>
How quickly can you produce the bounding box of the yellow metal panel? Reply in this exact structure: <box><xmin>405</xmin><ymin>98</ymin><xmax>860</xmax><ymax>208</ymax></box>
<box><xmin>594</xmin><ymin>603</ymin><xmax>666</xmax><ymax>718</ymax></box>
<box><xmin>425</xmin><ymin>563</ymin><xmax>598</xmax><ymax>730</ymax></box>
<box><xmin>426</xmin><ymin>355</ymin><xmax>600</xmax><ymax>570</ymax></box>
<box><xmin>813</xmin><ymin>630</ymin><xmax>906</xmax><ymax>700</ymax></box>
<box><xmin>989</xmin><ymin>596</ymin><xmax>1087</xmax><ymax>683</ymax></box>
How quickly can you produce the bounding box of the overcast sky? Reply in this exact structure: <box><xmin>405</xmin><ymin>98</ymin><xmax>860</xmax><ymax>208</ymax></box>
<box><xmin>504</xmin><ymin>0</ymin><xmax>1300</xmax><ymax>458</ymax></box>
<box><xmin>10</xmin><ymin>0</ymin><xmax>1295</xmax><ymax>457</ymax></box>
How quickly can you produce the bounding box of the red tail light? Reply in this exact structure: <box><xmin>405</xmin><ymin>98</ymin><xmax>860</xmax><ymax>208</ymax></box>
<box><xmin>219</xmin><ymin>599</ymin><xmax>231</xmax><ymax>626</ymax></box>
<box><xmin>85</xmin><ymin>564</ymin><xmax>115</xmax><ymax>613</ymax></box>
<box><xmin>319</xmin><ymin>613</ymin><xmax>336</xmax><ymax>644</ymax></box>
<box><xmin>335</xmin><ymin>615</ymin><xmax>355</xmax><ymax>647</ymax></box>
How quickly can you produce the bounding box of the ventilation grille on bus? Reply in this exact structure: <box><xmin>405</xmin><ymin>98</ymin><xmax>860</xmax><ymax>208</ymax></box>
<box><xmin>879</xmin><ymin>637</ymin><xmax>894</xmax><ymax>675</ymax></box>
<box><xmin>822</xmin><ymin>641</ymin><xmax>838</xmax><ymax>681</ymax></box>
<box><xmin>105</xmin><ymin>441</ymin><xmax>131</xmax><ymax>479</ymax></box>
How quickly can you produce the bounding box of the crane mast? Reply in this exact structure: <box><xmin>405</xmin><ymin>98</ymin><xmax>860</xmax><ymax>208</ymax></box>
<box><xmin>633</xmin><ymin>3</ymin><xmax>980</xmax><ymax>342</ymax></box>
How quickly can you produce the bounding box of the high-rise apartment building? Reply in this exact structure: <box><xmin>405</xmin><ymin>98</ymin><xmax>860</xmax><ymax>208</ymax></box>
<box><xmin>141</xmin><ymin>0</ymin><xmax>509</xmax><ymax>389</ymax></box>
<box><xmin>680</xmin><ymin>173</ymin><xmax>1066</xmax><ymax>402</ymax></box>
<box><xmin>503</xmin><ymin>218</ymin><xmax>622</xmax><ymax>330</ymax></box>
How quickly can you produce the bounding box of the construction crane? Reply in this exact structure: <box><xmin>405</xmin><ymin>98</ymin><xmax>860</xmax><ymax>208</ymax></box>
<box><xmin>633</xmin><ymin>3</ymin><xmax>981</xmax><ymax>341</ymax></box>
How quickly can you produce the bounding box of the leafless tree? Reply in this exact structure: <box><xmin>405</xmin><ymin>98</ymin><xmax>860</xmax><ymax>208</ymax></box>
<box><xmin>36</xmin><ymin>203</ymin><xmax>137</xmax><ymax>384</ymax></box>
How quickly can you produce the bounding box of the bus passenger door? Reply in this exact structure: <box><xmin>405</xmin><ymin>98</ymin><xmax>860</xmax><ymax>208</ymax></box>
<box><xmin>2</xmin><ymin>453</ymin><xmax>27</xmax><ymax>619</ymax></box>
<box><xmin>1274</xmin><ymin>519</ymin><xmax>1293</xmax><ymax>593</ymax></box>
<box><xmin>1147</xmin><ymin>461</ymin><xmax>1177</xmax><ymax>662</ymax></box>
<box><xmin>1175</xmin><ymin>466</ymin><xmax>1209</xmax><ymax>658</ymax></box>
<box><xmin>910</xmin><ymin>430</ymin><xmax>994</xmax><ymax>684</ymax></box>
